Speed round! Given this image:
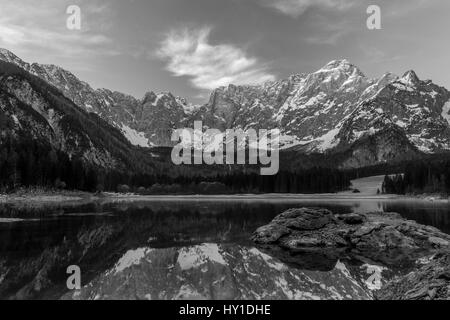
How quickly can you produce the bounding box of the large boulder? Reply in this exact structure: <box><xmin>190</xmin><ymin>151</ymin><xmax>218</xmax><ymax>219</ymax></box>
<box><xmin>252</xmin><ymin>208</ymin><xmax>450</xmax><ymax>267</ymax></box>
<box><xmin>272</xmin><ymin>208</ymin><xmax>335</xmax><ymax>231</ymax></box>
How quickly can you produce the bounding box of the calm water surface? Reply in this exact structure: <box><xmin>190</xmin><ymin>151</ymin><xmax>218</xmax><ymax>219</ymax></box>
<box><xmin>1</xmin><ymin>198</ymin><xmax>449</xmax><ymax>300</ymax></box>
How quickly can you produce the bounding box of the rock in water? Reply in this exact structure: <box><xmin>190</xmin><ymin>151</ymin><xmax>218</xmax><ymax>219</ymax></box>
<box><xmin>252</xmin><ymin>208</ymin><xmax>450</xmax><ymax>267</ymax></box>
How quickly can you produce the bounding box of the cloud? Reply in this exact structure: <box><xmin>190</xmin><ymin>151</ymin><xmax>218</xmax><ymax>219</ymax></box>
<box><xmin>0</xmin><ymin>0</ymin><xmax>120</xmax><ymax>60</ymax></box>
<box><xmin>261</xmin><ymin>0</ymin><xmax>355</xmax><ymax>18</ymax></box>
<box><xmin>156</xmin><ymin>27</ymin><xmax>275</xmax><ymax>90</ymax></box>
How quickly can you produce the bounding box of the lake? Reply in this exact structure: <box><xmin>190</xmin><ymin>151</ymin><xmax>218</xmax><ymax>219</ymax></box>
<box><xmin>1</xmin><ymin>197</ymin><xmax>449</xmax><ymax>300</ymax></box>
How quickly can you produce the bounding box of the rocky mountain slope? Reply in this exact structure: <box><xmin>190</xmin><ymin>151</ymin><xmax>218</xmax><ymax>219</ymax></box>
<box><xmin>0</xmin><ymin>59</ymin><xmax>139</xmax><ymax>170</ymax></box>
<box><xmin>0</xmin><ymin>49</ymin><xmax>193</xmax><ymax>148</ymax></box>
<box><xmin>2</xmin><ymin>48</ymin><xmax>450</xmax><ymax>168</ymax></box>
<box><xmin>201</xmin><ymin>61</ymin><xmax>450</xmax><ymax>157</ymax></box>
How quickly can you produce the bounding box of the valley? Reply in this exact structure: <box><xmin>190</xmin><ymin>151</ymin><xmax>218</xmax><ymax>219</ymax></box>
<box><xmin>0</xmin><ymin>175</ymin><xmax>446</xmax><ymax>208</ymax></box>
<box><xmin>1</xmin><ymin>48</ymin><xmax>450</xmax><ymax>197</ymax></box>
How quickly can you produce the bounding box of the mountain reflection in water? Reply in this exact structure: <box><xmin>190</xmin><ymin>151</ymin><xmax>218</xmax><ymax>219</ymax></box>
<box><xmin>1</xmin><ymin>198</ymin><xmax>450</xmax><ymax>300</ymax></box>
<box><xmin>65</xmin><ymin>244</ymin><xmax>372</xmax><ymax>300</ymax></box>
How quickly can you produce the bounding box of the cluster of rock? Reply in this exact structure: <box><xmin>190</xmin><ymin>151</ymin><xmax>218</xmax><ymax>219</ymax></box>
<box><xmin>252</xmin><ymin>208</ymin><xmax>450</xmax><ymax>300</ymax></box>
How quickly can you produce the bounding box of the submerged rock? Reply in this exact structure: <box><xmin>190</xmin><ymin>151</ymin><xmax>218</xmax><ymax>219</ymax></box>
<box><xmin>252</xmin><ymin>208</ymin><xmax>450</xmax><ymax>267</ymax></box>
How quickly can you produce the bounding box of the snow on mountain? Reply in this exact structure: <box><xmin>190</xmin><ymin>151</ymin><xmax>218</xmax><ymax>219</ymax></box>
<box><xmin>121</xmin><ymin>124</ymin><xmax>152</xmax><ymax>148</ymax></box>
<box><xmin>195</xmin><ymin>59</ymin><xmax>379</xmax><ymax>151</ymax></box>
<box><xmin>0</xmin><ymin>49</ymin><xmax>191</xmax><ymax>148</ymax></box>
<box><xmin>66</xmin><ymin>244</ymin><xmax>372</xmax><ymax>300</ymax></box>
<box><xmin>441</xmin><ymin>100</ymin><xmax>450</xmax><ymax>125</ymax></box>
<box><xmin>338</xmin><ymin>70</ymin><xmax>450</xmax><ymax>154</ymax></box>
<box><xmin>201</xmin><ymin>59</ymin><xmax>450</xmax><ymax>159</ymax></box>
<box><xmin>3</xmin><ymin>47</ymin><xmax>450</xmax><ymax>166</ymax></box>
<box><xmin>0</xmin><ymin>59</ymin><xmax>137</xmax><ymax>170</ymax></box>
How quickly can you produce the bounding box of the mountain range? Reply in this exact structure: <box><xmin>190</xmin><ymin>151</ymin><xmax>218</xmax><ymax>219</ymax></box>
<box><xmin>1</xmin><ymin>48</ymin><xmax>450</xmax><ymax>170</ymax></box>
<box><xmin>64</xmin><ymin>244</ymin><xmax>373</xmax><ymax>300</ymax></box>
<box><xmin>0</xmin><ymin>58</ymin><xmax>133</xmax><ymax>171</ymax></box>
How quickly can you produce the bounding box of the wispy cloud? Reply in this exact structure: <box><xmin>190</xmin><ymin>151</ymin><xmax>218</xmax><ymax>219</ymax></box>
<box><xmin>156</xmin><ymin>26</ymin><xmax>275</xmax><ymax>90</ymax></box>
<box><xmin>261</xmin><ymin>0</ymin><xmax>356</xmax><ymax>18</ymax></box>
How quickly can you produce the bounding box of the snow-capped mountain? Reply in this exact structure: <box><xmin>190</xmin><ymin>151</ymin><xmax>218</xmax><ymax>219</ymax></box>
<box><xmin>65</xmin><ymin>244</ymin><xmax>373</xmax><ymax>300</ymax></box>
<box><xmin>338</xmin><ymin>71</ymin><xmax>450</xmax><ymax>152</ymax></box>
<box><xmin>2</xmin><ymin>47</ymin><xmax>450</xmax><ymax>168</ymax></box>
<box><xmin>0</xmin><ymin>59</ymin><xmax>139</xmax><ymax>170</ymax></box>
<box><xmin>0</xmin><ymin>49</ymin><xmax>193</xmax><ymax>148</ymax></box>
<box><xmin>133</xmin><ymin>91</ymin><xmax>191</xmax><ymax>146</ymax></box>
<box><xmin>199</xmin><ymin>59</ymin><xmax>450</xmax><ymax>163</ymax></box>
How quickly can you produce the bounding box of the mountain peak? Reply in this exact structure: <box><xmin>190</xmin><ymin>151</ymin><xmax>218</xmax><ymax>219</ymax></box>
<box><xmin>142</xmin><ymin>91</ymin><xmax>179</xmax><ymax>106</ymax></box>
<box><xmin>324</xmin><ymin>59</ymin><xmax>351</xmax><ymax>67</ymax></box>
<box><xmin>0</xmin><ymin>48</ymin><xmax>26</xmax><ymax>65</ymax></box>
<box><xmin>317</xmin><ymin>59</ymin><xmax>365</xmax><ymax>78</ymax></box>
<box><xmin>401</xmin><ymin>70</ymin><xmax>420</xmax><ymax>85</ymax></box>
<box><xmin>321</xmin><ymin>59</ymin><xmax>354</xmax><ymax>71</ymax></box>
<box><xmin>142</xmin><ymin>91</ymin><xmax>157</xmax><ymax>104</ymax></box>
<box><xmin>0</xmin><ymin>48</ymin><xmax>16</xmax><ymax>57</ymax></box>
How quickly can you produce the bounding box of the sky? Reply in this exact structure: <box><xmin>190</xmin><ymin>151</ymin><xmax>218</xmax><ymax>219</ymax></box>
<box><xmin>1</xmin><ymin>0</ymin><xmax>450</xmax><ymax>104</ymax></box>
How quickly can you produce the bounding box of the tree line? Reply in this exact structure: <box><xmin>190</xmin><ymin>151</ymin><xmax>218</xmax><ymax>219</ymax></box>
<box><xmin>382</xmin><ymin>160</ymin><xmax>450</xmax><ymax>195</ymax></box>
<box><xmin>0</xmin><ymin>136</ymin><xmax>351</xmax><ymax>194</ymax></box>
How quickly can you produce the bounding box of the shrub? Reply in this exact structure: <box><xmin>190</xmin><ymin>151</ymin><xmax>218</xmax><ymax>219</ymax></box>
<box><xmin>117</xmin><ymin>184</ymin><xmax>130</xmax><ymax>194</ymax></box>
<box><xmin>54</xmin><ymin>179</ymin><xmax>67</xmax><ymax>190</ymax></box>
<box><xmin>137</xmin><ymin>186</ymin><xmax>147</xmax><ymax>194</ymax></box>
<box><xmin>198</xmin><ymin>182</ymin><xmax>228</xmax><ymax>194</ymax></box>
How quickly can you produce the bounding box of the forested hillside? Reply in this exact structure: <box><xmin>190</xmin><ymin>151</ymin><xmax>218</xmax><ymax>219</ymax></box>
<box><xmin>0</xmin><ymin>60</ymin><xmax>353</xmax><ymax>194</ymax></box>
<box><xmin>382</xmin><ymin>160</ymin><xmax>450</xmax><ymax>195</ymax></box>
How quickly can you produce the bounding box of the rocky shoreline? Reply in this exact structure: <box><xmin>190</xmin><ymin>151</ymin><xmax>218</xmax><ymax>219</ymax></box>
<box><xmin>252</xmin><ymin>208</ymin><xmax>450</xmax><ymax>300</ymax></box>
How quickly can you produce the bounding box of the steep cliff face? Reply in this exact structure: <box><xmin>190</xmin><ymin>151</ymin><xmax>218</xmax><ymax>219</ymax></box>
<box><xmin>337</xmin><ymin>126</ymin><xmax>421</xmax><ymax>169</ymax></box>
<box><xmin>0</xmin><ymin>60</ymin><xmax>136</xmax><ymax>170</ymax></box>
<box><xmin>204</xmin><ymin>60</ymin><xmax>450</xmax><ymax>157</ymax></box>
<box><xmin>197</xmin><ymin>75</ymin><xmax>304</xmax><ymax>131</ymax></box>
<box><xmin>3</xmin><ymin>48</ymin><xmax>450</xmax><ymax>169</ymax></box>
<box><xmin>0</xmin><ymin>49</ymin><xmax>192</xmax><ymax>148</ymax></box>
<box><xmin>337</xmin><ymin>71</ymin><xmax>450</xmax><ymax>153</ymax></box>
<box><xmin>199</xmin><ymin>60</ymin><xmax>384</xmax><ymax>150</ymax></box>
<box><xmin>133</xmin><ymin>92</ymin><xmax>190</xmax><ymax>146</ymax></box>
<box><xmin>200</xmin><ymin>60</ymin><xmax>450</xmax><ymax>168</ymax></box>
